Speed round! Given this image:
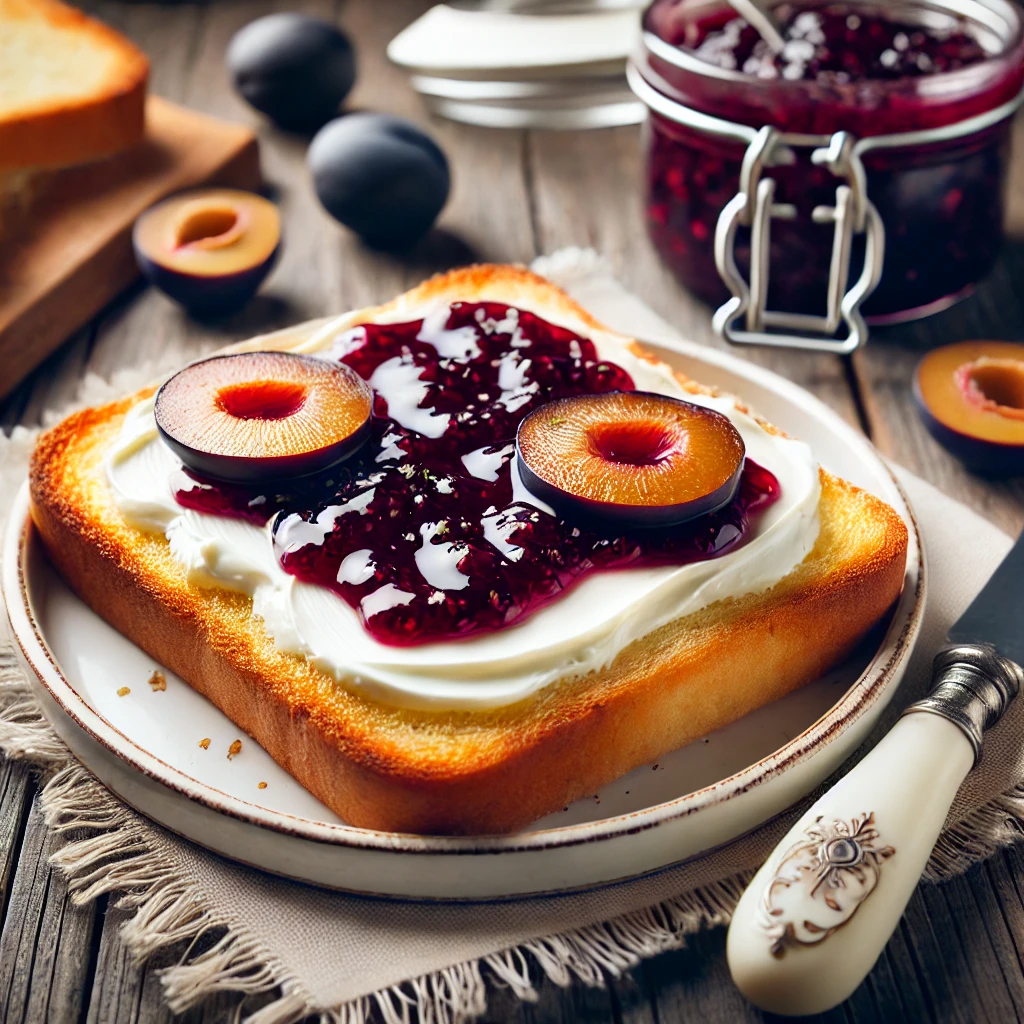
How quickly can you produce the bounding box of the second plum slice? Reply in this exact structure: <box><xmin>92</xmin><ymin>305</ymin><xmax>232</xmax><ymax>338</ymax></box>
<box><xmin>516</xmin><ymin>391</ymin><xmax>745</xmax><ymax>528</ymax></box>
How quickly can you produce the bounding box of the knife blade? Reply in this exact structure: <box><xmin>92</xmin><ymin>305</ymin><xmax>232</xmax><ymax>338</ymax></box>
<box><xmin>726</xmin><ymin>531</ymin><xmax>1024</xmax><ymax>1016</ymax></box>
<box><xmin>948</xmin><ymin>530</ymin><xmax>1024</xmax><ymax>665</ymax></box>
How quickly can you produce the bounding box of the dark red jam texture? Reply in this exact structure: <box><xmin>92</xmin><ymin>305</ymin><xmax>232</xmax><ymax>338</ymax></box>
<box><xmin>173</xmin><ymin>303</ymin><xmax>780</xmax><ymax>646</ymax></box>
<box><xmin>646</xmin><ymin>119</ymin><xmax>1009</xmax><ymax>319</ymax></box>
<box><xmin>681</xmin><ymin>7</ymin><xmax>986</xmax><ymax>83</ymax></box>
<box><xmin>642</xmin><ymin>1</ymin><xmax>1018</xmax><ymax>320</ymax></box>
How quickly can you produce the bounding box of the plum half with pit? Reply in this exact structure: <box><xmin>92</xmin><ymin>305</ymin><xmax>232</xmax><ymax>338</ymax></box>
<box><xmin>914</xmin><ymin>340</ymin><xmax>1024</xmax><ymax>475</ymax></box>
<box><xmin>227</xmin><ymin>13</ymin><xmax>356</xmax><ymax>131</ymax></box>
<box><xmin>133</xmin><ymin>189</ymin><xmax>281</xmax><ymax>316</ymax></box>
<box><xmin>516</xmin><ymin>391</ymin><xmax>746</xmax><ymax>528</ymax></box>
<box><xmin>308</xmin><ymin>113</ymin><xmax>450</xmax><ymax>249</ymax></box>
<box><xmin>155</xmin><ymin>352</ymin><xmax>373</xmax><ymax>482</ymax></box>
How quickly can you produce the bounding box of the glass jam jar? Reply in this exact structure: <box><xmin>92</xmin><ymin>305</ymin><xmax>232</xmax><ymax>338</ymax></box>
<box><xmin>629</xmin><ymin>0</ymin><xmax>1024</xmax><ymax>351</ymax></box>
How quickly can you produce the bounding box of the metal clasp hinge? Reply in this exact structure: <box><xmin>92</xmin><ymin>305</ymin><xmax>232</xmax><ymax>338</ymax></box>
<box><xmin>712</xmin><ymin>127</ymin><xmax>885</xmax><ymax>355</ymax></box>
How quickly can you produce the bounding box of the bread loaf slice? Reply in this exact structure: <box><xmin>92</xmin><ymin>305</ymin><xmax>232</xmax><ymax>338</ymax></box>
<box><xmin>0</xmin><ymin>0</ymin><xmax>148</xmax><ymax>231</ymax></box>
<box><xmin>0</xmin><ymin>0</ymin><xmax>148</xmax><ymax>171</ymax></box>
<box><xmin>29</xmin><ymin>266</ymin><xmax>909</xmax><ymax>835</ymax></box>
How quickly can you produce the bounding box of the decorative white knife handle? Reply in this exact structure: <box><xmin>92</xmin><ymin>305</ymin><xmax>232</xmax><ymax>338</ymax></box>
<box><xmin>727</xmin><ymin>644</ymin><xmax>1022</xmax><ymax>1017</ymax></box>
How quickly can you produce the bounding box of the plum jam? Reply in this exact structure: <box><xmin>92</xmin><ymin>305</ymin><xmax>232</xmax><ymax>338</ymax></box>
<box><xmin>173</xmin><ymin>303</ymin><xmax>780</xmax><ymax>645</ymax></box>
<box><xmin>636</xmin><ymin>0</ymin><xmax>1024</xmax><ymax>325</ymax></box>
<box><xmin>689</xmin><ymin>8</ymin><xmax>986</xmax><ymax>81</ymax></box>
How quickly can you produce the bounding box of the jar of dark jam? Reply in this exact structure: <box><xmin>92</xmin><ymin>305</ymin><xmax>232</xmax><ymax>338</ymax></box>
<box><xmin>629</xmin><ymin>0</ymin><xmax>1024</xmax><ymax>351</ymax></box>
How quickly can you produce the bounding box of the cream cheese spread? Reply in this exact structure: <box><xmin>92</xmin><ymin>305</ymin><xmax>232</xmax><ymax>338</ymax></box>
<box><xmin>105</xmin><ymin>309</ymin><xmax>821</xmax><ymax>711</ymax></box>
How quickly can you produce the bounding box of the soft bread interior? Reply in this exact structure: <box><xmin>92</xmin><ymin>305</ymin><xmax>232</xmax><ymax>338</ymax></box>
<box><xmin>0</xmin><ymin>0</ymin><xmax>124</xmax><ymax>117</ymax></box>
<box><xmin>0</xmin><ymin>0</ymin><xmax>148</xmax><ymax>174</ymax></box>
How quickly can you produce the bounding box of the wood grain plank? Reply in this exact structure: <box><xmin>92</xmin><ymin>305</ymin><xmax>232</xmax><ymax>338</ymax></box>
<box><xmin>868</xmin><ymin>931</ymin><xmax>934</xmax><ymax>1024</ymax></box>
<box><xmin>923</xmin><ymin>873</ymin><xmax>1021</xmax><ymax>1024</ymax></box>
<box><xmin>0</xmin><ymin>760</ymin><xmax>33</xmax><ymax>935</ymax></box>
<box><xmin>81</xmin><ymin>0</ymin><xmax>204</xmax><ymax>103</ymax></box>
<box><xmin>84</xmin><ymin>908</ymin><xmax>176</xmax><ymax>1024</ymax></box>
<box><xmin>608</xmin><ymin>966</ymin><xmax>657</xmax><ymax>1024</ymax></box>
<box><xmin>1</xmin><ymin>327</ymin><xmax>94</xmax><ymax>433</ymax></box>
<box><xmin>0</xmin><ymin>797</ymin><xmax>101</xmax><ymax>1024</ymax></box>
<box><xmin>897</xmin><ymin>887</ymin><xmax>976</xmax><ymax>1024</ymax></box>
<box><xmin>991</xmin><ymin>845</ymin><xmax>1024</xmax><ymax>930</ymax></box>
<box><xmin>957</xmin><ymin>863</ymin><xmax>1024</xmax><ymax>1022</ymax></box>
<box><xmin>180</xmin><ymin>0</ymin><xmax>354</xmax><ymax>323</ymax></box>
<box><xmin>521</xmin><ymin>971</ymin><xmax>618</xmax><ymax>1024</ymax></box>
<box><xmin>84</xmin><ymin>906</ymin><xmax>274</xmax><ymax>1024</ymax></box>
<box><xmin>642</xmin><ymin>934</ymin><xmax>764</xmax><ymax>1024</ymax></box>
<box><xmin>0</xmin><ymin>0</ymin><xmax>205</xmax><ymax>430</ymax></box>
<box><xmin>841</xmin><ymin>969</ymin><xmax>886</xmax><ymax>1024</ymax></box>
<box><xmin>81</xmin><ymin>0</ymin><xmax>331</xmax><ymax>386</ymax></box>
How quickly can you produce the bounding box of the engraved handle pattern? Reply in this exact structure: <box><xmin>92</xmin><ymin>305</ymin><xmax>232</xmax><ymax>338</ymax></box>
<box><xmin>760</xmin><ymin>812</ymin><xmax>895</xmax><ymax>957</ymax></box>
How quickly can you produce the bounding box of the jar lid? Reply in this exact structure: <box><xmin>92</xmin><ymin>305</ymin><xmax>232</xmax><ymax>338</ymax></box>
<box><xmin>638</xmin><ymin>0</ymin><xmax>1024</xmax><ymax>135</ymax></box>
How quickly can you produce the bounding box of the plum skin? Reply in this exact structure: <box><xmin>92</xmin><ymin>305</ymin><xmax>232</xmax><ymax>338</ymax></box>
<box><xmin>913</xmin><ymin>342</ymin><xmax>1024</xmax><ymax>477</ymax></box>
<box><xmin>308</xmin><ymin>113</ymin><xmax>450</xmax><ymax>249</ymax></box>
<box><xmin>133</xmin><ymin>241</ymin><xmax>280</xmax><ymax>317</ymax></box>
<box><xmin>154</xmin><ymin>352</ymin><xmax>373</xmax><ymax>483</ymax></box>
<box><xmin>158</xmin><ymin>411</ymin><xmax>370</xmax><ymax>483</ymax></box>
<box><xmin>516</xmin><ymin>453</ymin><xmax>744</xmax><ymax>528</ymax></box>
<box><xmin>516</xmin><ymin>391</ymin><xmax>746</xmax><ymax>529</ymax></box>
<box><xmin>227</xmin><ymin>13</ymin><xmax>356</xmax><ymax>130</ymax></box>
<box><xmin>912</xmin><ymin>376</ymin><xmax>1024</xmax><ymax>476</ymax></box>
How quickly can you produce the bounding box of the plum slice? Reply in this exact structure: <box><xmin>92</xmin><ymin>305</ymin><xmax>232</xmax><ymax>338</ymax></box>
<box><xmin>133</xmin><ymin>189</ymin><xmax>281</xmax><ymax>315</ymax></box>
<box><xmin>914</xmin><ymin>340</ymin><xmax>1024</xmax><ymax>475</ymax></box>
<box><xmin>155</xmin><ymin>352</ymin><xmax>372</xmax><ymax>482</ymax></box>
<box><xmin>516</xmin><ymin>391</ymin><xmax>745</xmax><ymax>528</ymax></box>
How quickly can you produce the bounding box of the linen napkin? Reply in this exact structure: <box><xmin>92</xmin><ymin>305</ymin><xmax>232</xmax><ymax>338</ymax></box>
<box><xmin>1</xmin><ymin>252</ymin><xmax>1022</xmax><ymax>1024</ymax></box>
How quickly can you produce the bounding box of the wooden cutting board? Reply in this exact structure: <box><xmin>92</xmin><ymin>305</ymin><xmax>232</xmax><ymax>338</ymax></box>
<box><xmin>0</xmin><ymin>96</ymin><xmax>261</xmax><ymax>399</ymax></box>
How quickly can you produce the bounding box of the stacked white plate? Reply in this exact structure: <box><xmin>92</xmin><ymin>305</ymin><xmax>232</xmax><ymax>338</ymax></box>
<box><xmin>387</xmin><ymin>2</ymin><xmax>648</xmax><ymax>129</ymax></box>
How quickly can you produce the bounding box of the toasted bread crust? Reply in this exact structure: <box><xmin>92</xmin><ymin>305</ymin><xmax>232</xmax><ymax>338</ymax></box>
<box><xmin>28</xmin><ymin>266</ymin><xmax>909</xmax><ymax>834</ymax></box>
<box><xmin>0</xmin><ymin>0</ymin><xmax>148</xmax><ymax>171</ymax></box>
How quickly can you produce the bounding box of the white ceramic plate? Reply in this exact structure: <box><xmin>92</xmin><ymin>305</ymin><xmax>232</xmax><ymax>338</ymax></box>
<box><xmin>4</xmin><ymin>338</ymin><xmax>924</xmax><ymax>900</ymax></box>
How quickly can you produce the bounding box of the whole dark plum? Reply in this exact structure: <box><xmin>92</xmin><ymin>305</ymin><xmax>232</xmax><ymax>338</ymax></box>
<box><xmin>227</xmin><ymin>14</ymin><xmax>355</xmax><ymax>130</ymax></box>
<box><xmin>307</xmin><ymin>113</ymin><xmax>450</xmax><ymax>249</ymax></box>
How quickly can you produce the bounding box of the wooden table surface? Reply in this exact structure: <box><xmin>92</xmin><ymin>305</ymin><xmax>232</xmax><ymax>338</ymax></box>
<box><xmin>4</xmin><ymin>1</ymin><xmax>1024</xmax><ymax>1021</ymax></box>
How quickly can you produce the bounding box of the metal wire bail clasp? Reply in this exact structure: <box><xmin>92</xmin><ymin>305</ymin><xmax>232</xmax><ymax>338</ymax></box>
<box><xmin>712</xmin><ymin>127</ymin><xmax>885</xmax><ymax>354</ymax></box>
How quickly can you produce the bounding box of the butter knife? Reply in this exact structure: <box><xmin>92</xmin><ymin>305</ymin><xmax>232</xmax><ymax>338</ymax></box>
<box><xmin>727</xmin><ymin>530</ymin><xmax>1024</xmax><ymax>1016</ymax></box>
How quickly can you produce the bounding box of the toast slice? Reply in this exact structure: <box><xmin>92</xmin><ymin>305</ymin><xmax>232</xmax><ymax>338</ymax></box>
<box><xmin>0</xmin><ymin>0</ymin><xmax>148</xmax><ymax>171</ymax></box>
<box><xmin>0</xmin><ymin>0</ymin><xmax>148</xmax><ymax>228</ymax></box>
<box><xmin>29</xmin><ymin>266</ymin><xmax>909</xmax><ymax>835</ymax></box>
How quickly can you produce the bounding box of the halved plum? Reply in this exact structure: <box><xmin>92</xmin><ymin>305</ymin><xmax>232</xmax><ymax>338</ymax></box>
<box><xmin>133</xmin><ymin>189</ymin><xmax>281</xmax><ymax>315</ymax></box>
<box><xmin>914</xmin><ymin>340</ymin><xmax>1024</xmax><ymax>475</ymax></box>
<box><xmin>154</xmin><ymin>351</ymin><xmax>372</xmax><ymax>482</ymax></box>
<box><xmin>516</xmin><ymin>391</ymin><xmax>746</xmax><ymax>527</ymax></box>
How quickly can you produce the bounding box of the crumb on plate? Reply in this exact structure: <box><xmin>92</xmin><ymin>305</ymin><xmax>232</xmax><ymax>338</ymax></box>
<box><xmin>198</xmin><ymin>738</ymin><xmax>211</xmax><ymax>750</ymax></box>
<box><xmin>227</xmin><ymin>739</ymin><xmax>242</xmax><ymax>760</ymax></box>
<box><xmin>257</xmin><ymin>781</ymin><xmax>268</xmax><ymax>790</ymax></box>
<box><xmin>116</xmin><ymin>686</ymin><xmax>130</xmax><ymax>697</ymax></box>
<box><xmin>148</xmin><ymin>669</ymin><xmax>167</xmax><ymax>692</ymax></box>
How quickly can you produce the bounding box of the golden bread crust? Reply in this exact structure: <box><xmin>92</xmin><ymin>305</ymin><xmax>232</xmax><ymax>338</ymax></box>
<box><xmin>28</xmin><ymin>265</ymin><xmax>909</xmax><ymax>835</ymax></box>
<box><xmin>0</xmin><ymin>0</ymin><xmax>148</xmax><ymax>172</ymax></box>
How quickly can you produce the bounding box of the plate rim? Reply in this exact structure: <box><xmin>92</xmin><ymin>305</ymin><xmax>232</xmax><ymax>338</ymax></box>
<box><xmin>3</xmin><ymin>336</ymin><xmax>925</xmax><ymax>860</ymax></box>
